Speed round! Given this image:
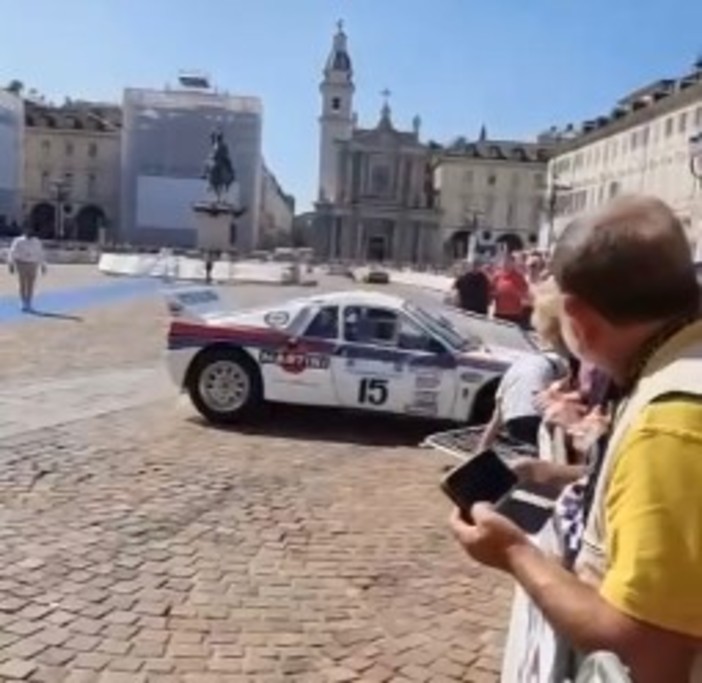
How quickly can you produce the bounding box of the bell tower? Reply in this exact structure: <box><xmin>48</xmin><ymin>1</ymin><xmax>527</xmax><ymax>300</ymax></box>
<box><xmin>318</xmin><ymin>20</ymin><xmax>354</xmax><ymax>203</ymax></box>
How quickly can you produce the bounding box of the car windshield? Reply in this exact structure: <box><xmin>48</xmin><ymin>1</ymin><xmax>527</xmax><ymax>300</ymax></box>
<box><xmin>404</xmin><ymin>302</ymin><xmax>478</xmax><ymax>351</ymax></box>
<box><xmin>405</xmin><ymin>302</ymin><xmax>538</xmax><ymax>354</ymax></box>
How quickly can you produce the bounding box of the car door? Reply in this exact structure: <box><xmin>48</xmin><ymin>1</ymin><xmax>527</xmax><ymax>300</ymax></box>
<box><xmin>260</xmin><ymin>304</ymin><xmax>338</xmax><ymax>406</ymax></box>
<box><xmin>331</xmin><ymin>305</ymin><xmax>457</xmax><ymax>417</ymax></box>
<box><xmin>394</xmin><ymin>315</ymin><xmax>458</xmax><ymax>420</ymax></box>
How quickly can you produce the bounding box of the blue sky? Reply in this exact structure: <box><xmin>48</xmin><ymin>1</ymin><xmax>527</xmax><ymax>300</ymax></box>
<box><xmin>3</xmin><ymin>0</ymin><xmax>702</xmax><ymax>210</ymax></box>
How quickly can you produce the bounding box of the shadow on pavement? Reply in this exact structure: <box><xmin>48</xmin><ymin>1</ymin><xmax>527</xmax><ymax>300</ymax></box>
<box><xmin>28</xmin><ymin>309</ymin><xmax>84</xmax><ymax>322</ymax></box>
<box><xmin>189</xmin><ymin>403</ymin><xmax>452</xmax><ymax>448</ymax></box>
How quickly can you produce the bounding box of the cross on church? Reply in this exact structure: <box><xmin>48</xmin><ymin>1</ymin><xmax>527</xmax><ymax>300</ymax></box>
<box><xmin>381</xmin><ymin>88</ymin><xmax>392</xmax><ymax>105</ymax></box>
<box><xmin>336</xmin><ymin>19</ymin><xmax>344</xmax><ymax>32</ymax></box>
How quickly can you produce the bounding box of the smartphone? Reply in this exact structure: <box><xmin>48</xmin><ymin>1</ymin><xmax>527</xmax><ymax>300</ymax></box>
<box><xmin>441</xmin><ymin>450</ymin><xmax>556</xmax><ymax>534</ymax></box>
<box><xmin>440</xmin><ymin>449</ymin><xmax>518</xmax><ymax>520</ymax></box>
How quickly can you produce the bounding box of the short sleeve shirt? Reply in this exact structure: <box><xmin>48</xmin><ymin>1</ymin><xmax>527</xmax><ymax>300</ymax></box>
<box><xmin>601</xmin><ymin>396</ymin><xmax>702</xmax><ymax>638</ymax></box>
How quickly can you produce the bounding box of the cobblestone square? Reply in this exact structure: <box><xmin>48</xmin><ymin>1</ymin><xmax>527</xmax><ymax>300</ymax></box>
<box><xmin>0</xmin><ymin>267</ymin><xmax>509</xmax><ymax>682</ymax></box>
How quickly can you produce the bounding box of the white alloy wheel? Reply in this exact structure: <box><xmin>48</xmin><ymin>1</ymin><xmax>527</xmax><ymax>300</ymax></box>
<box><xmin>198</xmin><ymin>359</ymin><xmax>251</xmax><ymax>413</ymax></box>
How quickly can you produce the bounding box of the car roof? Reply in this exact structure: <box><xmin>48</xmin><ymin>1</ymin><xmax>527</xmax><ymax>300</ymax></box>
<box><xmin>303</xmin><ymin>289</ymin><xmax>407</xmax><ymax>309</ymax></box>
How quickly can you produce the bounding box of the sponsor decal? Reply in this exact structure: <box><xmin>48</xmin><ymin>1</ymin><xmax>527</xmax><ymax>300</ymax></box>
<box><xmin>460</xmin><ymin>370</ymin><xmax>485</xmax><ymax>383</ymax></box>
<box><xmin>343</xmin><ymin>358</ymin><xmax>404</xmax><ymax>377</ymax></box>
<box><xmin>264</xmin><ymin>311</ymin><xmax>290</xmax><ymax>328</ymax></box>
<box><xmin>405</xmin><ymin>390</ymin><xmax>439</xmax><ymax>416</ymax></box>
<box><xmin>176</xmin><ymin>290</ymin><xmax>219</xmax><ymax>306</ymax></box>
<box><xmin>414</xmin><ymin>372</ymin><xmax>442</xmax><ymax>390</ymax></box>
<box><xmin>260</xmin><ymin>349</ymin><xmax>329</xmax><ymax>374</ymax></box>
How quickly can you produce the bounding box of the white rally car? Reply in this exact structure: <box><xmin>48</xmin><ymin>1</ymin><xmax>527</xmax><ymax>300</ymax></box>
<box><xmin>165</xmin><ymin>286</ymin><xmax>538</xmax><ymax>425</ymax></box>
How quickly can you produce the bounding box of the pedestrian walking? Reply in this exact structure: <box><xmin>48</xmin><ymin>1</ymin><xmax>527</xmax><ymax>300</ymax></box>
<box><xmin>7</xmin><ymin>227</ymin><xmax>46</xmax><ymax>312</ymax></box>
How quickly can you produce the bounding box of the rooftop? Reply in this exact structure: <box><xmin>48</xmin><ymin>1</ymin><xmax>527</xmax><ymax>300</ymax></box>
<box><xmin>551</xmin><ymin>58</ymin><xmax>702</xmax><ymax>151</ymax></box>
<box><xmin>24</xmin><ymin>100</ymin><xmax>122</xmax><ymax>132</ymax></box>
<box><xmin>440</xmin><ymin>137</ymin><xmax>553</xmax><ymax>163</ymax></box>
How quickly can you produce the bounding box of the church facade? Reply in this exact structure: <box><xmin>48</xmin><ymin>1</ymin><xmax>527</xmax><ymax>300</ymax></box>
<box><xmin>313</xmin><ymin>24</ymin><xmax>441</xmax><ymax>265</ymax></box>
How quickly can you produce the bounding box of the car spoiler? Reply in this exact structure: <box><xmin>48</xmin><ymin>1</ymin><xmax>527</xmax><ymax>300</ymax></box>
<box><xmin>163</xmin><ymin>285</ymin><xmax>226</xmax><ymax>322</ymax></box>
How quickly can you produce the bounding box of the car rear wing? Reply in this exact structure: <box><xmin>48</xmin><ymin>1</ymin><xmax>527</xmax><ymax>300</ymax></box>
<box><xmin>163</xmin><ymin>285</ymin><xmax>226</xmax><ymax>322</ymax></box>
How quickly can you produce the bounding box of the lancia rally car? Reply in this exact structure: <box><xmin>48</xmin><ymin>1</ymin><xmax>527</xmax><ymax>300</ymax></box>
<box><xmin>165</xmin><ymin>286</ymin><xmax>538</xmax><ymax>425</ymax></box>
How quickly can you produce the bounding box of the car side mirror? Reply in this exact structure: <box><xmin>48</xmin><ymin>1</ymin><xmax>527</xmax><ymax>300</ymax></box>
<box><xmin>286</xmin><ymin>337</ymin><xmax>299</xmax><ymax>348</ymax></box>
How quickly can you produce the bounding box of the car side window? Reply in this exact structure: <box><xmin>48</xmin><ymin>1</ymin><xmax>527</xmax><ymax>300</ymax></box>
<box><xmin>397</xmin><ymin>316</ymin><xmax>446</xmax><ymax>353</ymax></box>
<box><xmin>304</xmin><ymin>306</ymin><xmax>339</xmax><ymax>339</ymax></box>
<box><xmin>344</xmin><ymin>306</ymin><xmax>398</xmax><ymax>345</ymax></box>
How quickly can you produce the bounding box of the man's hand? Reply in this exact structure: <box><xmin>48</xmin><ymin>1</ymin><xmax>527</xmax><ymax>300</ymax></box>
<box><xmin>449</xmin><ymin>503</ymin><xmax>531</xmax><ymax>572</ymax></box>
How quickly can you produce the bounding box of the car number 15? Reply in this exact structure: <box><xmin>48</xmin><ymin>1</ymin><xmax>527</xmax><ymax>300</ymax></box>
<box><xmin>358</xmin><ymin>378</ymin><xmax>389</xmax><ymax>406</ymax></box>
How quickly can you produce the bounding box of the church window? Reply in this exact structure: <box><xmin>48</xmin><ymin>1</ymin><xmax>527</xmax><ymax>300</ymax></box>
<box><xmin>331</xmin><ymin>97</ymin><xmax>341</xmax><ymax>112</ymax></box>
<box><xmin>371</xmin><ymin>164</ymin><xmax>391</xmax><ymax>195</ymax></box>
<box><xmin>487</xmin><ymin>173</ymin><xmax>497</xmax><ymax>187</ymax></box>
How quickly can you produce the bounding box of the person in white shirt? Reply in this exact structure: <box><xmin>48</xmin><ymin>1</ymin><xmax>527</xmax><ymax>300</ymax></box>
<box><xmin>8</xmin><ymin>228</ymin><xmax>47</xmax><ymax>311</ymax></box>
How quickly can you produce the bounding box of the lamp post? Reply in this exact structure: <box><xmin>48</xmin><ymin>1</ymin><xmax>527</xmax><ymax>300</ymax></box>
<box><xmin>50</xmin><ymin>178</ymin><xmax>71</xmax><ymax>240</ymax></box>
<box><xmin>546</xmin><ymin>173</ymin><xmax>572</xmax><ymax>248</ymax></box>
<box><xmin>688</xmin><ymin>133</ymin><xmax>702</xmax><ymax>260</ymax></box>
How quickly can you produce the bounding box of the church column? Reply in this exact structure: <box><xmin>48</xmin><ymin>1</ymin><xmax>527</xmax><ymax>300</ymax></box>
<box><xmin>356</xmin><ymin>217</ymin><xmax>366</xmax><ymax>263</ymax></box>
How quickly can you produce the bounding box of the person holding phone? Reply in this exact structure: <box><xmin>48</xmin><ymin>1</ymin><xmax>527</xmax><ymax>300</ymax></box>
<box><xmin>450</xmin><ymin>196</ymin><xmax>702</xmax><ymax>683</ymax></box>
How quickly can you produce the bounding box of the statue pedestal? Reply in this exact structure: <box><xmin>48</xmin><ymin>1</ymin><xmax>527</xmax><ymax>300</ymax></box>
<box><xmin>193</xmin><ymin>201</ymin><xmax>236</xmax><ymax>252</ymax></box>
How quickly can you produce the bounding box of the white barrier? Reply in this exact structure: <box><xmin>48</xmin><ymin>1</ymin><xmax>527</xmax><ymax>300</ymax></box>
<box><xmin>98</xmin><ymin>253</ymin><xmax>318</xmax><ymax>286</ymax></box>
<box><xmin>387</xmin><ymin>269</ymin><xmax>453</xmax><ymax>293</ymax></box>
<box><xmin>0</xmin><ymin>246</ymin><xmax>99</xmax><ymax>265</ymax></box>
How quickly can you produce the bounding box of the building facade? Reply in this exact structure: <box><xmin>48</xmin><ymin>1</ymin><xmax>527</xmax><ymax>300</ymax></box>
<box><xmin>313</xmin><ymin>24</ymin><xmax>440</xmax><ymax>265</ymax></box>
<box><xmin>437</xmin><ymin>133</ymin><xmax>551</xmax><ymax>259</ymax></box>
<box><xmin>120</xmin><ymin>86</ymin><xmax>263</xmax><ymax>251</ymax></box>
<box><xmin>547</xmin><ymin>61</ymin><xmax>702</xmax><ymax>257</ymax></box>
<box><xmin>258</xmin><ymin>163</ymin><xmax>295</xmax><ymax>248</ymax></box>
<box><xmin>22</xmin><ymin>100</ymin><xmax>121</xmax><ymax>241</ymax></box>
<box><xmin>0</xmin><ymin>90</ymin><xmax>24</xmax><ymax>230</ymax></box>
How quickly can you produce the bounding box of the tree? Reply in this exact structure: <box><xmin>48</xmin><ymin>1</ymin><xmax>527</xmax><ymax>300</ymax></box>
<box><xmin>5</xmin><ymin>80</ymin><xmax>24</xmax><ymax>95</ymax></box>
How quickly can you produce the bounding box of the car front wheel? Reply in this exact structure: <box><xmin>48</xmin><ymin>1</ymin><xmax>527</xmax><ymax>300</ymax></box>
<box><xmin>188</xmin><ymin>348</ymin><xmax>262</xmax><ymax>424</ymax></box>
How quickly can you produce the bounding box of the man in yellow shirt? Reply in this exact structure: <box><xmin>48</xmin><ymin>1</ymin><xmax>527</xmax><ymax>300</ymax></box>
<box><xmin>450</xmin><ymin>196</ymin><xmax>702</xmax><ymax>683</ymax></box>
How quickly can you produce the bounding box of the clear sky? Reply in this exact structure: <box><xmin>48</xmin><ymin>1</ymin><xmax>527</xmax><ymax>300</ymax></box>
<box><xmin>3</xmin><ymin>0</ymin><xmax>702</xmax><ymax>210</ymax></box>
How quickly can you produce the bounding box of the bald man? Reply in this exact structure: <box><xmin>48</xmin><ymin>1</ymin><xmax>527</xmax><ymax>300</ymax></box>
<box><xmin>451</xmin><ymin>196</ymin><xmax>702</xmax><ymax>683</ymax></box>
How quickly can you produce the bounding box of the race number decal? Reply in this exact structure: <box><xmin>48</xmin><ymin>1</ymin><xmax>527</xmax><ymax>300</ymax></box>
<box><xmin>358</xmin><ymin>378</ymin><xmax>389</xmax><ymax>406</ymax></box>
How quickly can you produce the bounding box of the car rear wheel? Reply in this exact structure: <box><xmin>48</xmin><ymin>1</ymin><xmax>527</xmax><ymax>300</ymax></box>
<box><xmin>188</xmin><ymin>348</ymin><xmax>262</xmax><ymax>424</ymax></box>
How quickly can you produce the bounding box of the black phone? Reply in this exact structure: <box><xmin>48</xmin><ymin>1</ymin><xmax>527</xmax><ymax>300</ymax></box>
<box><xmin>440</xmin><ymin>449</ymin><xmax>518</xmax><ymax>519</ymax></box>
<box><xmin>440</xmin><ymin>450</ymin><xmax>556</xmax><ymax>534</ymax></box>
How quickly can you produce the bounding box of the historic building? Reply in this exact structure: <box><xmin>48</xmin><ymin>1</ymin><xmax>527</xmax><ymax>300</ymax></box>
<box><xmin>313</xmin><ymin>24</ymin><xmax>441</xmax><ymax>265</ymax></box>
<box><xmin>0</xmin><ymin>90</ymin><xmax>24</xmax><ymax>230</ymax></box>
<box><xmin>22</xmin><ymin>99</ymin><xmax>121</xmax><ymax>241</ymax></box>
<box><xmin>547</xmin><ymin>58</ymin><xmax>702</xmax><ymax>257</ymax></box>
<box><xmin>258</xmin><ymin>162</ymin><xmax>295</xmax><ymax>248</ymax></box>
<box><xmin>120</xmin><ymin>82</ymin><xmax>263</xmax><ymax>251</ymax></box>
<box><xmin>436</xmin><ymin>130</ymin><xmax>552</xmax><ymax>259</ymax></box>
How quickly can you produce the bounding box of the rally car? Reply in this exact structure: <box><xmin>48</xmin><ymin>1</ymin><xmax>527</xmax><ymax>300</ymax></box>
<box><xmin>165</xmin><ymin>286</ymin><xmax>538</xmax><ymax>425</ymax></box>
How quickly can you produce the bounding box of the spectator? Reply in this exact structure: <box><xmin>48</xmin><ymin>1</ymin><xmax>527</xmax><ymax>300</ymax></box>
<box><xmin>476</xmin><ymin>278</ymin><xmax>569</xmax><ymax>451</ymax></box>
<box><xmin>450</xmin><ymin>196</ymin><xmax>702</xmax><ymax>683</ymax></box>
<box><xmin>7</xmin><ymin>226</ymin><xmax>46</xmax><ymax>312</ymax></box>
<box><xmin>491</xmin><ymin>252</ymin><xmax>530</xmax><ymax>327</ymax></box>
<box><xmin>451</xmin><ymin>258</ymin><xmax>490</xmax><ymax>315</ymax></box>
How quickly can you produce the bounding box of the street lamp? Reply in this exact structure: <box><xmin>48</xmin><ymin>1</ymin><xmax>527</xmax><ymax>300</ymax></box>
<box><xmin>546</xmin><ymin>173</ymin><xmax>572</xmax><ymax>248</ymax></box>
<box><xmin>688</xmin><ymin>133</ymin><xmax>702</xmax><ymax>259</ymax></box>
<box><xmin>49</xmin><ymin>179</ymin><xmax>71</xmax><ymax>240</ymax></box>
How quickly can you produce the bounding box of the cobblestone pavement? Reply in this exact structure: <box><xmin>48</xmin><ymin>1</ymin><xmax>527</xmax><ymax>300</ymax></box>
<box><xmin>0</xmin><ymin>267</ymin><xmax>510</xmax><ymax>682</ymax></box>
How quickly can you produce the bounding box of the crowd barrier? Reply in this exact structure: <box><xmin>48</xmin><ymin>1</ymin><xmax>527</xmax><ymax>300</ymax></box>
<box><xmin>97</xmin><ymin>252</ymin><xmax>318</xmax><ymax>286</ymax></box>
<box><xmin>0</xmin><ymin>245</ymin><xmax>99</xmax><ymax>265</ymax></box>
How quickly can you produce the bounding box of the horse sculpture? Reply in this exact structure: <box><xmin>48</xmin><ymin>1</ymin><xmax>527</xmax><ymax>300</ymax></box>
<box><xmin>203</xmin><ymin>130</ymin><xmax>236</xmax><ymax>203</ymax></box>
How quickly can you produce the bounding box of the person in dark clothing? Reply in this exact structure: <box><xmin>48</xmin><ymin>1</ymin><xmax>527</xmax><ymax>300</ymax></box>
<box><xmin>452</xmin><ymin>259</ymin><xmax>490</xmax><ymax>314</ymax></box>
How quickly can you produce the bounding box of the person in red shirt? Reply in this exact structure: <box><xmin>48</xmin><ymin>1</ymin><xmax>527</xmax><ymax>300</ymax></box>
<box><xmin>490</xmin><ymin>252</ymin><xmax>530</xmax><ymax>327</ymax></box>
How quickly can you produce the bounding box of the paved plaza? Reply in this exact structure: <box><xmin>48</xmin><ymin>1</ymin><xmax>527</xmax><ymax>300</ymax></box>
<box><xmin>0</xmin><ymin>266</ymin><xmax>510</xmax><ymax>683</ymax></box>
